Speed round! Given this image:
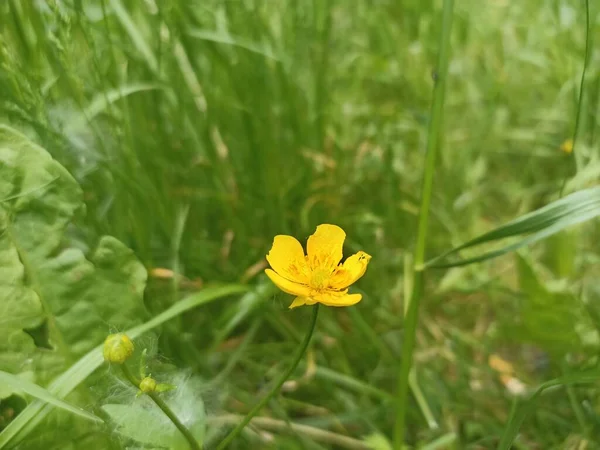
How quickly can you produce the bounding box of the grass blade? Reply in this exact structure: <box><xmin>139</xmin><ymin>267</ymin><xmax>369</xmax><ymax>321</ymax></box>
<box><xmin>424</xmin><ymin>186</ymin><xmax>600</xmax><ymax>268</ymax></box>
<box><xmin>186</xmin><ymin>29</ymin><xmax>280</xmax><ymax>60</ymax></box>
<box><xmin>108</xmin><ymin>0</ymin><xmax>158</xmax><ymax>74</ymax></box>
<box><xmin>0</xmin><ymin>372</ymin><xmax>101</xmax><ymax>424</ymax></box>
<box><xmin>393</xmin><ymin>0</ymin><xmax>455</xmax><ymax>446</ymax></box>
<box><xmin>84</xmin><ymin>83</ymin><xmax>162</xmax><ymax>120</ymax></box>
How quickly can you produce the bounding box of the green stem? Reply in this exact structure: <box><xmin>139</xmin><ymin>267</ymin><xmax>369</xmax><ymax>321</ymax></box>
<box><xmin>120</xmin><ymin>365</ymin><xmax>200</xmax><ymax>450</ymax></box>
<box><xmin>393</xmin><ymin>0</ymin><xmax>455</xmax><ymax>447</ymax></box>
<box><xmin>216</xmin><ymin>304</ymin><xmax>320</xmax><ymax>449</ymax></box>
<box><xmin>559</xmin><ymin>0</ymin><xmax>591</xmax><ymax>197</ymax></box>
<box><xmin>408</xmin><ymin>369</ymin><xmax>438</xmax><ymax>430</ymax></box>
<box><xmin>571</xmin><ymin>0</ymin><xmax>591</xmax><ymax>172</ymax></box>
<box><xmin>566</xmin><ymin>384</ymin><xmax>589</xmax><ymax>438</ymax></box>
<box><xmin>147</xmin><ymin>392</ymin><xmax>200</xmax><ymax>450</ymax></box>
<box><xmin>561</xmin><ymin>362</ymin><xmax>590</xmax><ymax>440</ymax></box>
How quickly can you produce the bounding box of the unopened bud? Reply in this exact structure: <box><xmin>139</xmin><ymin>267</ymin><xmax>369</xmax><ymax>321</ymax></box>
<box><xmin>103</xmin><ymin>333</ymin><xmax>134</xmax><ymax>364</ymax></box>
<box><xmin>139</xmin><ymin>376</ymin><xmax>157</xmax><ymax>393</ymax></box>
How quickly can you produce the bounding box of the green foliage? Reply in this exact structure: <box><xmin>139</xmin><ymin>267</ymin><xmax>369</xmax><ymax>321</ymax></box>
<box><xmin>102</xmin><ymin>374</ymin><xmax>206</xmax><ymax>449</ymax></box>
<box><xmin>0</xmin><ymin>0</ymin><xmax>599</xmax><ymax>449</ymax></box>
<box><xmin>0</xmin><ymin>124</ymin><xmax>147</xmax><ymax>383</ymax></box>
<box><xmin>425</xmin><ymin>186</ymin><xmax>600</xmax><ymax>268</ymax></box>
<box><xmin>0</xmin><ymin>284</ymin><xmax>247</xmax><ymax>448</ymax></box>
<box><xmin>515</xmin><ymin>254</ymin><xmax>597</xmax><ymax>358</ymax></box>
<box><xmin>0</xmin><ymin>125</ymin><xmax>147</xmax><ymax>449</ymax></box>
<box><xmin>0</xmin><ymin>124</ymin><xmax>243</xmax><ymax>450</ymax></box>
<box><xmin>0</xmin><ymin>371</ymin><xmax>100</xmax><ymax>424</ymax></box>
<box><xmin>498</xmin><ymin>369</ymin><xmax>600</xmax><ymax>450</ymax></box>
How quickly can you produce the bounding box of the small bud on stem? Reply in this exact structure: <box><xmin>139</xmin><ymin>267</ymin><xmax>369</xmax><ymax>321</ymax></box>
<box><xmin>139</xmin><ymin>376</ymin><xmax>157</xmax><ymax>393</ymax></box>
<box><xmin>103</xmin><ymin>333</ymin><xmax>134</xmax><ymax>364</ymax></box>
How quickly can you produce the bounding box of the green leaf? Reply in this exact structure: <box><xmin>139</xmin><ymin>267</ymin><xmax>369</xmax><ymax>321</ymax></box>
<box><xmin>0</xmin><ymin>125</ymin><xmax>78</xmax><ymax>378</ymax></box>
<box><xmin>102</xmin><ymin>374</ymin><xmax>205</xmax><ymax>449</ymax></box>
<box><xmin>103</xmin><ymin>404</ymin><xmax>178</xmax><ymax>448</ymax></box>
<box><xmin>0</xmin><ymin>124</ymin><xmax>147</xmax><ymax>448</ymax></box>
<box><xmin>0</xmin><ymin>371</ymin><xmax>101</xmax><ymax>424</ymax></box>
<box><xmin>0</xmin><ymin>284</ymin><xmax>248</xmax><ymax>449</ymax></box>
<box><xmin>424</xmin><ymin>186</ymin><xmax>600</xmax><ymax>268</ymax></box>
<box><xmin>0</xmin><ymin>124</ymin><xmax>147</xmax><ymax>384</ymax></box>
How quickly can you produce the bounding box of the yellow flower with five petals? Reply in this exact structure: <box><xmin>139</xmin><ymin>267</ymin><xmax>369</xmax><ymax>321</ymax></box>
<box><xmin>265</xmin><ymin>224</ymin><xmax>371</xmax><ymax>308</ymax></box>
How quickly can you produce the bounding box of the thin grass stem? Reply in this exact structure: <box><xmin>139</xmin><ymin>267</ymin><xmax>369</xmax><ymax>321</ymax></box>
<box><xmin>560</xmin><ymin>0</ymin><xmax>591</xmax><ymax>197</ymax></box>
<box><xmin>571</xmin><ymin>0</ymin><xmax>591</xmax><ymax>171</ymax></box>
<box><xmin>392</xmin><ymin>0</ymin><xmax>455</xmax><ymax>447</ymax></box>
<box><xmin>561</xmin><ymin>362</ymin><xmax>591</xmax><ymax>440</ymax></box>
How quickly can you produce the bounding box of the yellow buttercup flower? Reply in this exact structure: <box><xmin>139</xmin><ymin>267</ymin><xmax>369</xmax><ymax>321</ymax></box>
<box><xmin>265</xmin><ymin>224</ymin><xmax>371</xmax><ymax>308</ymax></box>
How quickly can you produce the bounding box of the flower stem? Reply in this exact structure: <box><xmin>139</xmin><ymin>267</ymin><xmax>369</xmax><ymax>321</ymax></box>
<box><xmin>562</xmin><ymin>361</ymin><xmax>591</xmax><ymax>440</ymax></box>
<box><xmin>120</xmin><ymin>365</ymin><xmax>200</xmax><ymax>450</ymax></box>
<box><xmin>560</xmin><ymin>0</ymin><xmax>590</xmax><ymax>198</ymax></box>
<box><xmin>216</xmin><ymin>304</ymin><xmax>320</xmax><ymax>449</ymax></box>
<box><xmin>392</xmin><ymin>0</ymin><xmax>454</xmax><ymax>447</ymax></box>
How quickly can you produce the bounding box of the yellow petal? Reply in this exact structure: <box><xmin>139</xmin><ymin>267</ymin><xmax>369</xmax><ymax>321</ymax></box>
<box><xmin>312</xmin><ymin>290</ymin><xmax>362</xmax><ymax>307</ymax></box>
<box><xmin>306</xmin><ymin>224</ymin><xmax>346</xmax><ymax>269</ymax></box>
<box><xmin>266</xmin><ymin>235</ymin><xmax>309</xmax><ymax>284</ymax></box>
<box><xmin>330</xmin><ymin>251</ymin><xmax>372</xmax><ymax>289</ymax></box>
<box><xmin>265</xmin><ymin>269</ymin><xmax>310</xmax><ymax>297</ymax></box>
<box><xmin>289</xmin><ymin>297</ymin><xmax>308</xmax><ymax>309</ymax></box>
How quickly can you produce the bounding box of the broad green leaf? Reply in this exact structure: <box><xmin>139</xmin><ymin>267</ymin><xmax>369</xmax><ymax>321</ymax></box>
<box><xmin>0</xmin><ymin>371</ymin><xmax>100</xmax><ymax>424</ymax></box>
<box><xmin>0</xmin><ymin>124</ymin><xmax>147</xmax><ymax>384</ymax></box>
<box><xmin>424</xmin><ymin>186</ymin><xmax>600</xmax><ymax>268</ymax></box>
<box><xmin>0</xmin><ymin>284</ymin><xmax>248</xmax><ymax>448</ymax></box>
<box><xmin>0</xmin><ymin>124</ymin><xmax>147</xmax><ymax>448</ymax></box>
<box><xmin>0</xmin><ymin>125</ymin><xmax>77</xmax><ymax>378</ymax></box>
<box><xmin>103</xmin><ymin>404</ymin><xmax>179</xmax><ymax>448</ymax></box>
<box><xmin>102</xmin><ymin>374</ymin><xmax>206</xmax><ymax>449</ymax></box>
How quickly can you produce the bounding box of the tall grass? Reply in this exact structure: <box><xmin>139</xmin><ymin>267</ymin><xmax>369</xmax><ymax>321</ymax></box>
<box><xmin>394</xmin><ymin>0</ymin><xmax>454</xmax><ymax>446</ymax></box>
<box><xmin>1</xmin><ymin>0</ymin><xmax>599</xmax><ymax>448</ymax></box>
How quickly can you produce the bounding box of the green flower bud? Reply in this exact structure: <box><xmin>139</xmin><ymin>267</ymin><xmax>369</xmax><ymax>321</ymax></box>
<box><xmin>103</xmin><ymin>333</ymin><xmax>134</xmax><ymax>364</ymax></box>
<box><xmin>139</xmin><ymin>376</ymin><xmax>157</xmax><ymax>393</ymax></box>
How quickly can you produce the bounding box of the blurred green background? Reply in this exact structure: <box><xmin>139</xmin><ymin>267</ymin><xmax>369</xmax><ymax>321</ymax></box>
<box><xmin>1</xmin><ymin>0</ymin><xmax>600</xmax><ymax>448</ymax></box>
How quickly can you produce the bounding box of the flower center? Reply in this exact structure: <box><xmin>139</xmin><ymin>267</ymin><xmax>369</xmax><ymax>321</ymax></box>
<box><xmin>310</xmin><ymin>267</ymin><xmax>332</xmax><ymax>289</ymax></box>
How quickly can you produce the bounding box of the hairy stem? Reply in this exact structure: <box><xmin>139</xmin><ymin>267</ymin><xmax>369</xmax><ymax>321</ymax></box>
<box><xmin>120</xmin><ymin>365</ymin><xmax>200</xmax><ymax>450</ymax></box>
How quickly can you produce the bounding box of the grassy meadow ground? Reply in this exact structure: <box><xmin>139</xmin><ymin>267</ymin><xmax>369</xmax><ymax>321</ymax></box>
<box><xmin>1</xmin><ymin>0</ymin><xmax>600</xmax><ymax>448</ymax></box>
